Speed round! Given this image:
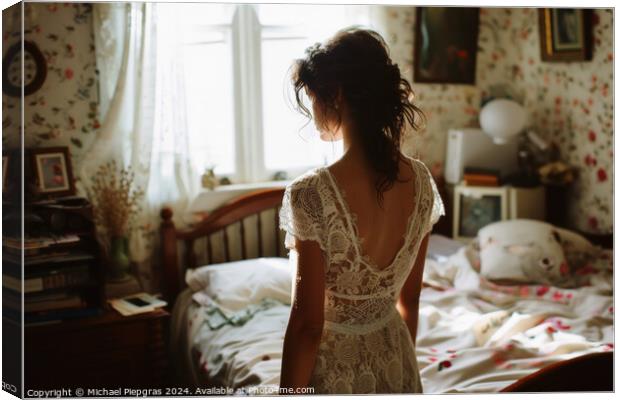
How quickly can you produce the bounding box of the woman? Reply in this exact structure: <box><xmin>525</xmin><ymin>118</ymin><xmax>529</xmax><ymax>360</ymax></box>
<box><xmin>279</xmin><ymin>27</ymin><xmax>444</xmax><ymax>394</ymax></box>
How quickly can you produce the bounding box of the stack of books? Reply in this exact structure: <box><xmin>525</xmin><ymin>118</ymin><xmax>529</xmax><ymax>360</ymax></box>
<box><xmin>462</xmin><ymin>167</ymin><xmax>501</xmax><ymax>186</ymax></box>
<box><xmin>3</xmin><ymin>234</ymin><xmax>102</xmax><ymax>326</ymax></box>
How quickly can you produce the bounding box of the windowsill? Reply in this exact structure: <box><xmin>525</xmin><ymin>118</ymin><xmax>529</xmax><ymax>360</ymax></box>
<box><xmin>206</xmin><ymin>180</ymin><xmax>290</xmax><ymax>193</ymax></box>
<box><xmin>188</xmin><ymin>180</ymin><xmax>290</xmax><ymax>214</ymax></box>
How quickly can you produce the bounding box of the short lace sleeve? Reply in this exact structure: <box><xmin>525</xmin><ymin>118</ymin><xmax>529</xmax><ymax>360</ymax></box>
<box><xmin>279</xmin><ymin>174</ymin><xmax>325</xmax><ymax>251</ymax></box>
<box><xmin>420</xmin><ymin>162</ymin><xmax>446</xmax><ymax>235</ymax></box>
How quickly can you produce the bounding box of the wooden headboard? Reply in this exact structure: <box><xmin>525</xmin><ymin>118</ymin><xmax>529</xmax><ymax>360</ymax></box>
<box><xmin>160</xmin><ymin>188</ymin><xmax>286</xmax><ymax>305</ymax></box>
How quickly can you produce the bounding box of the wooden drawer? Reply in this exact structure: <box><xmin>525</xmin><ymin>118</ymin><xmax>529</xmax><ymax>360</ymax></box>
<box><xmin>24</xmin><ymin>309</ymin><xmax>170</xmax><ymax>390</ymax></box>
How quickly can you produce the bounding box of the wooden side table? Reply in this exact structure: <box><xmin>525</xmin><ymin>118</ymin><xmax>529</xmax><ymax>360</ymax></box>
<box><xmin>24</xmin><ymin>307</ymin><xmax>170</xmax><ymax>390</ymax></box>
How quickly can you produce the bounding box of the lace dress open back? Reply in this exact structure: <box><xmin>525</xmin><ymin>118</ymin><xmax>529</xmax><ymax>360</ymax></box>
<box><xmin>279</xmin><ymin>156</ymin><xmax>445</xmax><ymax>394</ymax></box>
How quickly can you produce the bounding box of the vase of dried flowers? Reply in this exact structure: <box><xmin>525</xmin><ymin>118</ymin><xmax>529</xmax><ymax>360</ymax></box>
<box><xmin>86</xmin><ymin>160</ymin><xmax>145</xmax><ymax>283</ymax></box>
<box><xmin>109</xmin><ymin>236</ymin><xmax>131</xmax><ymax>281</ymax></box>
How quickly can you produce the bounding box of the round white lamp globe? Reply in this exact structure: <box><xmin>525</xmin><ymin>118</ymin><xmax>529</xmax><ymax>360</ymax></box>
<box><xmin>479</xmin><ymin>98</ymin><xmax>527</xmax><ymax>144</ymax></box>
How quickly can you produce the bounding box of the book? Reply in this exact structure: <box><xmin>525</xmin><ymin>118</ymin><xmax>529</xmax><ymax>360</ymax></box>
<box><xmin>2</xmin><ymin>245</ymin><xmax>49</xmax><ymax>256</ymax></box>
<box><xmin>3</xmin><ymin>250</ymin><xmax>95</xmax><ymax>267</ymax></box>
<box><xmin>463</xmin><ymin>175</ymin><xmax>500</xmax><ymax>187</ymax></box>
<box><xmin>108</xmin><ymin>292</ymin><xmax>167</xmax><ymax>316</ymax></box>
<box><xmin>463</xmin><ymin>166</ymin><xmax>501</xmax><ymax>177</ymax></box>
<box><xmin>3</xmin><ymin>264</ymin><xmax>91</xmax><ymax>293</ymax></box>
<box><xmin>26</xmin><ymin>297</ymin><xmax>85</xmax><ymax>313</ymax></box>
<box><xmin>5</xmin><ymin>289</ymin><xmax>76</xmax><ymax>303</ymax></box>
<box><xmin>4</xmin><ymin>292</ymin><xmax>85</xmax><ymax>313</ymax></box>
<box><xmin>3</xmin><ymin>234</ymin><xmax>80</xmax><ymax>250</ymax></box>
<box><xmin>463</xmin><ymin>171</ymin><xmax>500</xmax><ymax>186</ymax></box>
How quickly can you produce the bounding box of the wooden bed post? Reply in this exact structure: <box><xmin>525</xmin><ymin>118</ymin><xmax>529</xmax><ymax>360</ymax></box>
<box><xmin>160</xmin><ymin>207</ymin><xmax>180</xmax><ymax>305</ymax></box>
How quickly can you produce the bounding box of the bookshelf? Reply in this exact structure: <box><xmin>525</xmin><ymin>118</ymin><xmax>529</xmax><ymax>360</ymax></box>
<box><xmin>3</xmin><ymin>197</ymin><xmax>105</xmax><ymax>326</ymax></box>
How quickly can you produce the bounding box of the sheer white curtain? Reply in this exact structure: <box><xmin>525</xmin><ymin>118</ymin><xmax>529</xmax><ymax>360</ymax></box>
<box><xmin>77</xmin><ymin>3</ymin><xmax>198</xmax><ymax>291</ymax></box>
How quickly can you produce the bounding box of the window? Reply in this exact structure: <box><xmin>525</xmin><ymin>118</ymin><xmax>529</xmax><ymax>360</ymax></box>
<box><xmin>175</xmin><ymin>4</ymin><xmax>371</xmax><ymax>183</ymax></box>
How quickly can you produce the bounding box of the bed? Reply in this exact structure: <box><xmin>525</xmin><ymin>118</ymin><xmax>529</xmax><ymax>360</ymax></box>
<box><xmin>161</xmin><ymin>188</ymin><xmax>614</xmax><ymax>394</ymax></box>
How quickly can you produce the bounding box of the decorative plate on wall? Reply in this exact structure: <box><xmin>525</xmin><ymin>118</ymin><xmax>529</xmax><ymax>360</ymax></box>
<box><xmin>2</xmin><ymin>40</ymin><xmax>48</xmax><ymax>97</ymax></box>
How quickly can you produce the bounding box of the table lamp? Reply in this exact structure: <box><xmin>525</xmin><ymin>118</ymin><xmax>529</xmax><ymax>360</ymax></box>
<box><xmin>479</xmin><ymin>98</ymin><xmax>527</xmax><ymax>144</ymax></box>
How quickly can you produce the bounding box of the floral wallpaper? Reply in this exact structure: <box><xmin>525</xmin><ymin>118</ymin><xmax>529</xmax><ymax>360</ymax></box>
<box><xmin>2</xmin><ymin>2</ymin><xmax>100</xmax><ymax>162</ymax></box>
<box><xmin>2</xmin><ymin>4</ymin><xmax>22</xmax><ymax>148</ymax></box>
<box><xmin>384</xmin><ymin>7</ymin><xmax>613</xmax><ymax>234</ymax></box>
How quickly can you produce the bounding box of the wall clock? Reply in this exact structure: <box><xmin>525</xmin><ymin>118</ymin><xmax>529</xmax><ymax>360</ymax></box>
<box><xmin>2</xmin><ymin>40</ymin><xmax>47</xmax><ymax>97</ymax></box>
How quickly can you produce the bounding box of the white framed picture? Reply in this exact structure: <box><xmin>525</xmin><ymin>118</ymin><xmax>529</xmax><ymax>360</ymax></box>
<box><xmin>453</xmin><ymin>184</ymin><xmax>508</xmax><ymax>242</ymax></box>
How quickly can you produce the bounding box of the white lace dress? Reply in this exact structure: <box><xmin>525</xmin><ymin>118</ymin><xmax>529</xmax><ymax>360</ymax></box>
<box><xmin>279</xmin><ymin>156</ymin><xmax>445</xmax><ymax>394</ymax></box>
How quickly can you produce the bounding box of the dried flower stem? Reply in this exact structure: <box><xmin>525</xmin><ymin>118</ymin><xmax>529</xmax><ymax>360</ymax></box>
<box><xmin>86</xmin><ymin>160</ymin><xmax>145</xmax><ymax>245</ymax></box>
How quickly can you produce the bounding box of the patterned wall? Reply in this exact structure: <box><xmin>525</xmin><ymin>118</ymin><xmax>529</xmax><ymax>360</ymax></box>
<box><xmin>385</xmin><ymin>7</ymin><xmax>613</xmax><ymax>234</ymax></box>
<box><xmin>3</xmin><ymin>5</ymin><xmax>612</xmax><ymax>234</ymax></box>
<box><xmin>2</xmin><ymin>3</ymin><xmax>99</xmax><ymax>161</ymax></box>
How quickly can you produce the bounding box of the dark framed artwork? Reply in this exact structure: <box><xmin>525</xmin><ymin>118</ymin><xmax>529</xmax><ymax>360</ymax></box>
<box><xmin>414</xmin><ymin>7</ymin><xmax>480</xmax><ymax>84</ymax></box>
<box><xmin>538</xmin><ymin>8</ymin><xmax>593</xmax><ymax>62</ymax></box>
<box><xmin>30</xmin><ymin>146</ymin><xmax>75</xmax><ymax>198</ymax></box>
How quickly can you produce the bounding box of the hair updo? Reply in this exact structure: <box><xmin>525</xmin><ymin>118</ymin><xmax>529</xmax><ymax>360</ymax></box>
<box><xmin>291</xmin><ymin>27</ymin><xmax>424</xmax><ymax>205</ymax></box>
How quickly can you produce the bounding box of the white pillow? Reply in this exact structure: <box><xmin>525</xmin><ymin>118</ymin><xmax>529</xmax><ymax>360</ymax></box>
<box><xmin>478</xmin><ymin>219</ymin><xmax>570</xmax><ymax>285</ymax></box>
<box><xmin>186</xmin><ymin>257</ymin><xmax>292</xmax><ymax>313</ymax></box>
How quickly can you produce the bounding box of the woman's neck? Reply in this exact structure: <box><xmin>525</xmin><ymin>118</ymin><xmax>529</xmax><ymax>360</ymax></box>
<box><xmin>337</xmin><ymin>107</ymin><xmax>368</xmax><ymax>167</ymax></box>
<box><xmin>332</xmin><ymin>123</ymin><xmax>380</xmax><ymax>188</ymax></box>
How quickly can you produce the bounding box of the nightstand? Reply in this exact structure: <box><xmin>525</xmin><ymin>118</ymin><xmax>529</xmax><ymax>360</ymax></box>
<box><xmin>24</xmin><ymin>307</ymin><xmax>170</xmax><ymax>390</ymax></box>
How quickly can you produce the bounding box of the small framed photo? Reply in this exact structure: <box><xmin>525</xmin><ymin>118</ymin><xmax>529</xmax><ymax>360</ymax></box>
<box><xmin>2</xmin><ymin>154</ymin><xmax>8</xmax><ymax>193</ymax></box>
<box><xmin>30</xmin><ymin>146</ymin><xmax>75</xmax><ymax>198</ymax></box>
<box><xmin>538</xmin><ymin>8</ymin><xmax>593</xmax><ymax>62</ymax></box>
<box><xmin>453</xmin><ymin>184</ymin><xmax>508</xmax><ymax>242</ymax></box>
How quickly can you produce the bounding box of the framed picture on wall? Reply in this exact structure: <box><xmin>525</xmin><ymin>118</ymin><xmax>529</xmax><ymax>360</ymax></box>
<box><xmin>538</xmin><ymin>8</ymin><xmax>593</xmax><ymax>62</ymax></box>
<box><xmin>453</xmin><ymin>184</ymin><xmax>508</xmax><ymax>242</ymax></box>
<box><xmin>414</xmin><ymin>7</ymin><xmax>480</xmax><ymax>84</ymax></box>
<box><xmin>30</xmin><ymin>147</ymin><xmax>75</xmax><ymax>198</ymax></box>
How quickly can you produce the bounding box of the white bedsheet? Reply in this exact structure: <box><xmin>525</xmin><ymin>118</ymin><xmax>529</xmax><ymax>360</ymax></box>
<box><xmin>170</xmin><ymin>246</ymin><xmax>613</xmax><ymax>393</ymax></box>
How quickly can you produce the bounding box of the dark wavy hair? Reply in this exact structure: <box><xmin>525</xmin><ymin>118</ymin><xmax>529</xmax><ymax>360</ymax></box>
<box><xmin>291</xmin><ymin>27</ymin><xmax>424</xmax><ymax>205</ymax></box>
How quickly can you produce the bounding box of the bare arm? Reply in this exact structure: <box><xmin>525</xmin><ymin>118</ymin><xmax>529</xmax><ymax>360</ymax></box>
<box><xmin>279</xmin><ymin>238</ymin><xmax>325</xmax><ymax>392</ymax></box>
<box><xmin>397</xmin><ymin>233</ymin><xmax>430</xmax><ymax>345</ymax></box>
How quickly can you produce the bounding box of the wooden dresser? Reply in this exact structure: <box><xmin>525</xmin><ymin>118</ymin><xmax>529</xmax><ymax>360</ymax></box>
<box><xmin>24</xmin><ymin>308</ymin><xmax>170</xmax><ymax>390</ymax></box>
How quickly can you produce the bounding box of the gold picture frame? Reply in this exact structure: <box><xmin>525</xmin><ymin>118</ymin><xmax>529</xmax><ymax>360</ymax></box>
<box><xmin>538</xmin><ymin>8</ymin><xmax>593</xmax><ymax>62</ymax></box>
